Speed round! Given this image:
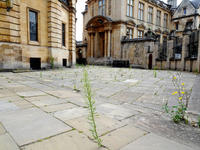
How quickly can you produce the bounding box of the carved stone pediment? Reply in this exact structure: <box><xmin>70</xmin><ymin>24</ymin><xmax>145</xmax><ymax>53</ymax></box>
<box><xmin>86</xmin><ymin>15</ymin><xmax>112</xmax><ymax>29</ymax></box>
<box><xmin>137</xmin><ymin>24</ymin><xmax>146</xmax><ymax>29</ymax></box>
<box><xmin>126</xmin><ymin>20</ymin><xmax>136</xmax><ymax>26</ymax></box>
<box><xmin>162</xmin><ymin>30</ymin><xmax>169</xmax><ymax>35</ymax></box>
<box><xmin>155</xmin><ymin>28</ymin><xmax>162</xmax><ymax>34</ymax></box>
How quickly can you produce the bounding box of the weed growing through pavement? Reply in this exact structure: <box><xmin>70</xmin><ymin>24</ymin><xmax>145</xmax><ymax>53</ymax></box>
<box><xmin>198</xmin><ymin>116</ymin><xmax>200</xmax><ymax>128</ymax></box>
<box><xmin>82</xmin><ymin>69</ymin><xmax>102</xmax><ymax>147</ymax></box>
<box><xmin>163</xmin><ymin>72</ymin><xmax>192</xmax><ymax>123</ymax></box>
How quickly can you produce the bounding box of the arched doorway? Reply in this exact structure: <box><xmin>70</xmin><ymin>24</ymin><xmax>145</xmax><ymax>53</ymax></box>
<box><xmin>148</xmin><ymin>54</ymin><xmax>153</xmax><ymax>69</ymax></box>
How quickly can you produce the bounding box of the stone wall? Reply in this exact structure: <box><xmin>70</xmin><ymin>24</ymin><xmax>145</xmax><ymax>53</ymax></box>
<box><xmin>121</xmin><ymin>31</ymin><xmax>200</xmax><ymax>73</ymax></box>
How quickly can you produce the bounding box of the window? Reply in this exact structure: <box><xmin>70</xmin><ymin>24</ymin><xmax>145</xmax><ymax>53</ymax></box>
<box><xmin>98</xmin><ymin>0</ymin><xmax>105</xmax><ymax>16</ymax></box>
<box><xmin>156</xmin><ymin>10</ymin><xmax>161</xmax><ymax>26</ymax></box>
<box><xmin>91</xmin><ymin>5</ymin><xmax>94</xmax><ymax>17</ymax></box>
<box><xmin>148</xmin><ymin>7</ymin><xmax>153</xmax><ymax>23</ymax></box>
<box><xmin>62</xmin><ymin>23</ymin><xmax>65</xmax><ymax>47</ymax></box>
<box><xmin>29</xmin><ymin>10</ymin><xmax>38</xmax><ymax>41</ymax></box>
<box><xmin>164</xmin><ymin>13</ymin><xmax>168</xmax><ymax>28</ymax></box>
<box><xmin>138</xmin><ymin>30</ymin><xmax>144</xmax><ymax>38</ymax></box>
<box><xmin>175</xmin><ymin>22</ymin><xmax>179</xmax><ymax>30</ymax></box>
<box><xmin>127</xmin><ymin>0</ymin><xmax>134</xmax><ymax>17</ymax></box>
<box><xmin>183</xmin><ymin>8</ymin><xmax>187</xmax><ymax>15</ymax></box>
<box><xmin>127</xmin><ymin>28</ymin><xmax>133</xmax><ymax>39</ymax></box>
<box><xmin>138</xmin><ymin>2</ymin><xmax>144</xmax><ymax>20</ymax></box>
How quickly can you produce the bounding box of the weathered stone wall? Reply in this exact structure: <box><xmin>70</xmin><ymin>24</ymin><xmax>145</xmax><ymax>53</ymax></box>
<box><xmin>121</xmin><ymin>30</ymin><xmax>200</xmax><ymax>73</ymax></box>
<box><xmin>121</xmin><ymin>39</ymin><xmax>158</xmax><ymax>69</ymax></box>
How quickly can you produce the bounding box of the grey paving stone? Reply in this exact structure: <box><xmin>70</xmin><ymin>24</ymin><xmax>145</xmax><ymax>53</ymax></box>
<box><xmin>66</xmin><ymin>115</ymin><xmax>126</xmax><ymax>138</ymax></box>
<box><xmin>0</xmin><ymin>134</ymin><xmax>20</xmax><ymax>150</ymax></box>
<box><xmin>45</xmin><ymin>90</ymin><xmax>82</xmax><ymax>98</ymax></box>
<box><xmin>0</xmin><ymin>108</ymin><xmax>71</xmax><ymax>146</ymax></box>
<box><xmin>102</xmin><ymin>125</ymin><xmax>147</xmax><ymax>150</ymax></box>
<box><xmin>96</xmin><ymin>103</ymin><xmax>139</xmax><ymax>120</ymax></box>
<box><xmin>0</xmin><ymin>123</ymin><xmax>5</xmax><ymax>135</ymax></box>
<box><xmin>0</xmin><ymin>100</ymin><xmax>19</xmax><ymax>112</ymax></box>
<box><xmin>16</xmin><ymin>91</ymin><xmax>46</xmax><ymax>97</ymax></box>
<box><xmin>21</xmin><ymin>130</ymin><xmax>107</xmax><ymax>150</ymax></box>
<box><xmin>29</xmin><ymin>95</ymin><xmax>67</xmax><ymax>107</ymax></box>
<box><xmin>41</xmin><ymin>103</ymin><xmax>78</xmax><ymax>113</ymax></box>
<box><xmin>54</xmin><ymin>107</ymin><xmax>88</xmax><ymax>121</ymax></box>
<box><xmin>120</xmin><ymin>133</ymin><xmax>198</xmax><ymax>150</ymax></box>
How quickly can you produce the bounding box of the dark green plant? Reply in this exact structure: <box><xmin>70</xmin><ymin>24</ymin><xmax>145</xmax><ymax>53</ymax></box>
<box><xmin>83</xmin><ymin>69</ymin><xmax>102</xmax><ymax>147</ymax></box>
<box><xmin>198</xmin><ymin>116</ymin><xmax>200</xmax><ymax>128</ymax></box>
<box><xmin>50</xmin><ymin>57</ymin><xmax>54</xmax><ymax>69</ymax></box>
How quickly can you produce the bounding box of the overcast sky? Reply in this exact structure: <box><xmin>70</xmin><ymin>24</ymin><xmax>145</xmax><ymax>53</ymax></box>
<box><xmin>76</xmin><ymin>0</ymin><xmax>182</xmax><ymax>41</ymax></box>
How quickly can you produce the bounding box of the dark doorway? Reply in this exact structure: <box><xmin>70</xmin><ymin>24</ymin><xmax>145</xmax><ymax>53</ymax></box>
<box><xmin>30</xmin><ymin>58</ymin><xmax>41</xmax><ymax>70</ymax></box>
<box><xmin>99</xmin><ymin>32</ymin><xmax>105</xmax><ymax>57</ymax></box>
<box><xmin>148</xmin><ymin>54</ymin><xmax>153</xmax><ymax>69</ymax></box>
<box><xmin>63</xmin><ymin>59</ymin><xmax>67</xmax><ymax>67</ymax></box>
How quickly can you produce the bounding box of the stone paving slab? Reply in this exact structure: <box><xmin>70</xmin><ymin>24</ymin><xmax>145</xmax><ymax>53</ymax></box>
<box><xmin>0</xmin><ymin>134</ymin><xmax>20</xmax><ymax>150</ymax></box>
<box><xmin>102</xmin><ymin>125</ymin><xmax>147</xmax><ymax>150</ymax></box>
<box><xmin>21</xmin><ymin>130</ymin><xmax>107</xmax><ymax>150</ymax></box>
<box><xmin>54</xmin><ymin>107</ymin><xmax>88</xmax><ymax>121</ymax></box>
<box><xmin>13</xmin><ymin>100</ymin><xmax>34</xmax><ymax>109</ymax></box>
<box><xmin>45</xmin><ymin>90</ymin><xmax>82</xmax><ymax>98</ymax></box>
<box><xmin>0</xmin><ymin>100</ymin><xmax>19</xmax><ymax>112</ymax></box>
<box><xmin>96</xmin><ymin>103</ymin><xmax>139</xmax><ymax>120</ymax></box>
<box><xmin>16</xmin><ymin>91</ymin><xmax>46</xmax><ymax>97</ymax></box>
<box><xmin>0</xmin><ymin>108</ymin><xmax>71</xmax><ymax>146</ymax></box>
<box><xmin>109</xmin><ymin>91</ymin><xmax>144</xmax><ymax>104</ymax></box>
<box><xmin>0</xmin><ymin>96</ymin><xmax>24</xmax><ymax>102</ymax></box>
<box><xmin>29</xmin><ymin>95</ymin><xmax>67</xmax><ymax>107</ymax></box>
<box><xmin>0</xmin><ymin>123</ymin><xmax>5</xmax><ymax>135</ymax></box>
<box><xmin>120</xmin><ymin>133</ymin><xmax>198</xmax><ymax>150</ymax></box>
<box><xmin>66</xmin><ymin>115</ymin><xmax>126</xmax><ymax>138</ymax></box>
<box><xmin>41</xmin><ymin>103</ymin><xmax>78</xmax><ymax>113</ymax></box>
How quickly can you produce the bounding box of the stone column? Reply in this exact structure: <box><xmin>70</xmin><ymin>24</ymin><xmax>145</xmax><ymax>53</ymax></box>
<box><xmin>91</xmin><ymin>33</ymin><xmax>94</xmax><ymax>58</ymax></box>
<box><xmin>197</xmin><ymin>31</ymin><xmax>200</xmax><ymax>72</ymax></box>
<box><xmin>107</xmin><ymin>30</ymin><xmax>111</xmax><ymax>57</ymax></box>
<box><xmin>104</xmin><ymin>31</ymin><xmax>107</xmax><ymax>57</ymax></box>
<box><xmin>181</xmin><ymin>35</ymin><xmax>189</xmax><ymax>71</ymax></box>
<box><xmin>87</xmin><ymin>34</ymin><xmax>91</xmax><ymax>58</ymax></box>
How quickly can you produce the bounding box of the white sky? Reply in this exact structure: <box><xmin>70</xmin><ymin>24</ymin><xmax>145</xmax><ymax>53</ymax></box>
<box><xmin>76</xmin><ymin>0</ymin><xmax>182</xmax><ymax>41</ymax></box>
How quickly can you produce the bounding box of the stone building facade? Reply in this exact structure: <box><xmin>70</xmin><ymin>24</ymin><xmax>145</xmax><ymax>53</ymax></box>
<box><xmin>78</xmin><ymin>0</ymin><xmax>200</xmax><ymax>72</ymax></box>
<box><xmin>80</xmin><ymin>0</ymin><xmax>172</xmax><ymax>64</ymax></box>
<box><xmin>0</xmin><ymin>0</ymin><xmax>76</xmax><ymax>70</ymax></box>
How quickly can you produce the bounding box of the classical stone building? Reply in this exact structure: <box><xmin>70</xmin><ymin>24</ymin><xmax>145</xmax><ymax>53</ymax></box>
<box><xmin>0</xmin><ymin>0</ymin><xmax>76</xmax><ymax>70</ymax></box>
<box><xmin>80</xmin><ymin>0</ymin><xmax>172</xmax><ymax>64</ymax></box>
<box><xmin>78</xmin><ymin>0</ymin><xmax>200</xmax><ymax>72</ymax></box>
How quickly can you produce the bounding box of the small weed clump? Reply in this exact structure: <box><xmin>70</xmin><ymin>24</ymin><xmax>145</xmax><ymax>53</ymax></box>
<box><xmin>83</xmin><ymin>69</ymin><xmax>102</xmax><ymax>147</ymax></box>
<box><xmin>163</xmin><ymin>72</ymin><xmax>191</xmax><ymax>123</ymax></box>
<box><xmin>198</xmin><ymin>116</ymin><xmax>200</xmax><ymax>128</ymax></box>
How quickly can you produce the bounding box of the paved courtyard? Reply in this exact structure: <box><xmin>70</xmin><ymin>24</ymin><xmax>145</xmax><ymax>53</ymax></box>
<box><xmin>0</xmin><ymin>66</ymin><xmax>199</xmax><ymax>150</ymax></box>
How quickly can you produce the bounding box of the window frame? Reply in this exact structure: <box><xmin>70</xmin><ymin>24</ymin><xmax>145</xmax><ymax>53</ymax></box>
<box><xmin>29</xmin><ymin>10</ymin><xmax>38</xmax><ymax>42</ymax></box>
<box><xmin>62</xmin><ymin>23</ymin><xmax>66</xmax><ymax>47</ymax></box>
<box><xmin>98</xmin><ymin>0</ymin><xmax>105</xmax><ymax>16</ymax></box>
<box><xmin>156</xmin><ymin>10</ymin><xmax>161</xmax><ymax>26</ymax></box>
<box><xmin>127</xmin><ymin>0</ymin><xmax>134</xmax><ymax>17</ymax></box>
<box><xmin>27</xmin><ymin>8</ymin><xmax>40</xmax><ymax>46</ymax></box>
<box><xmin>137</xmin><ymin>30</ymin><xmax>144</xmax><ymax>38</ymax></box>
<box><xmin>183</xmin><ymin>7</ymin><xmax>187</xmax><ymax>15</ymax></box>
<box><xmin>163</xmin><ymin>13</ymin><xmax>168</xmax><ymax>28</ymax></box>
<box><xmin>138</xmin><ymin>2</ymin><xmax>144</xmax><ymax>21</ymax></box>
<box><xmin>148</xmin><ymin>6</ymin><xmax>153</xmax><ymax>24</ymax></box>
<box><xmin>127</xmin><ymin>27</ymin><xmax>134</xmax><ymax>39</ymax></box>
